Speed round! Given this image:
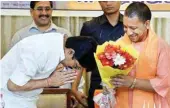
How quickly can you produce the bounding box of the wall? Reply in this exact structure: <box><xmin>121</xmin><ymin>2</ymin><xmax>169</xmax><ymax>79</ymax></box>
<box><xmin>1</xmin><ymin>12</ymin><xmax>170</xmax><ymax>58</ymax></box>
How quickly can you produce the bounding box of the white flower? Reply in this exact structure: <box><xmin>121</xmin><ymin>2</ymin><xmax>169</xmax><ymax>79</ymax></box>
<box><xmin>113</xmin><ymin>54</ymin><xmax>126</xmax><ymax>66</ymax></box>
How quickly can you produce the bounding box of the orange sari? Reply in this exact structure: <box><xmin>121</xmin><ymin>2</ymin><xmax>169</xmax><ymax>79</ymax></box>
<box><xmin>115</xmin><ymin>28</ymin><xmax>170</xmax><ymax>108</ymax></box>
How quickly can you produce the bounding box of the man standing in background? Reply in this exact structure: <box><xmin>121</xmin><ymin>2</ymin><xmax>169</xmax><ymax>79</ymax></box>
<box><xmin>72</xmin><ymin>1</ymin><xmax>124</xmax><ymax>108</ymax></box>
<box><xmin>10</xmin><ymin>1</ymin><xmax>71</xmax><ymax>48</ymax></box>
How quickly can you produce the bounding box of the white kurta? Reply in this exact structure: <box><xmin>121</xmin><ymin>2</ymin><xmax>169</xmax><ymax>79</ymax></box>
<box><xmin>1</xmin><ymin>33</ymin><xmax>65</xmax><ymax>108</ymax></box>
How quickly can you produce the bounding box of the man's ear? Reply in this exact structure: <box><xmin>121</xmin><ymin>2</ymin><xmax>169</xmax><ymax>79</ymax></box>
<box><xmin>145</xmin><ymin>20</ymin><xmax>150</xmax><ymax>29</ymax></box>
<box><xmin>64</xmin><ymin>34</ymin><xmax>68</xmax><ymax>44</ymax></box>
<box><xmin>30</xmin><ymin>9</ymin><xmax>33</xmax><ymax>17</ymax></box>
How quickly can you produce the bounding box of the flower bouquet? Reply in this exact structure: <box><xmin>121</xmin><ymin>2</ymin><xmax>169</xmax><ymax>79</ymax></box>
<box><xmin>93</xmin><ymin>41</ymin><xmax>138</xmax><ymax>108</ymax></box>
<box><xmin>94</xmin><ymin>41</ymin><xmax>139</xmax><ymax>88</ymax></box>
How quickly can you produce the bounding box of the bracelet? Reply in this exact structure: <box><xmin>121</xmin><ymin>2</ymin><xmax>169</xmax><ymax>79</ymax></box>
<box><xmin>130</xmin><ymin>78</ymin><xmax>136</xmax><ymax>89</ymax></box>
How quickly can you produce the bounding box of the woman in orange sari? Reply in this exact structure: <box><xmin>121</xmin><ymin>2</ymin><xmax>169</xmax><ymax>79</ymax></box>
<box><xmin>110</xmin><ymin>2</ymin><xmax>170</xmax><ymax>108</ymax></box>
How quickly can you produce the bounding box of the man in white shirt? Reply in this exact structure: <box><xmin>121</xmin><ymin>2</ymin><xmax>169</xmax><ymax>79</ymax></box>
<box><xmin>1</xmin><ymin>33</ymin><xmax>97</xmax><ymax>108</ymax></box>
<box><xmin>10</xmin><ymin>1</ymin><xmax>71</xmax><ymax>49</ymax></box>
<box><xmin>9</xmin><ymin>1</ymin><xmax>84</xmax><ymax>105</ymax></box>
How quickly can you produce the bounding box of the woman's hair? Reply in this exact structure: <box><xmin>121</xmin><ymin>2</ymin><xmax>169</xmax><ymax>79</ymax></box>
<box><xmin>124</xmin><ymin>2</ymin><xmax>151</xmax><ymax>22</ymax></box>
<box><xmin>65</xmin><ymin>36</ymin><xmax>98</xmax><ymax>71</ymax></box>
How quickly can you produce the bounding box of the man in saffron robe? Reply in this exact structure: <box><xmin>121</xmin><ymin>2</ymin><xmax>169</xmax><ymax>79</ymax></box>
<box><xmin>110</xmin><ymin>2</ymin><xmax>170</xmax><ymax>108</ymax></box>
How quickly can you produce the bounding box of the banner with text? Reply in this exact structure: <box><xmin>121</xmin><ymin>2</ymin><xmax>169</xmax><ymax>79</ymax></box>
<box><xmin>1</xmin><ymin>1</ymin><xmax>170</xmax><ymax>11</ymax></box>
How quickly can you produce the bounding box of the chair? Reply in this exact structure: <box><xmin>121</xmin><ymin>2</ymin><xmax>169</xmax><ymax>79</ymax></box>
<box><xmin>37</xmin><ymin>88</ymin><xmax>71</xmax><ymax>108</ymax></box>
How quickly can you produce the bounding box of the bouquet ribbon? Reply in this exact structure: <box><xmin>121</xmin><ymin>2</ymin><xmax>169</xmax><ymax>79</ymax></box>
<box><xmin>93</xmin><ymin>89</ymin><xmax>116</xmax><ymax>108</ymax></box>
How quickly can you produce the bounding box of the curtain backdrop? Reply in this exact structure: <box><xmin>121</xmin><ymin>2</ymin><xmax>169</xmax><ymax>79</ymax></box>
<box><xmin>1</xmin><ymin>16</ymin><xmax>170</xmax><ymax>58</ymax></box>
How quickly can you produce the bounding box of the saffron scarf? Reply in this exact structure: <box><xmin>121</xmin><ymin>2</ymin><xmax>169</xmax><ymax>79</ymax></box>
<box><xmin>115</xmin><ymin>29</ymin><xmax>158</xmax><ymax>108</ymax></box>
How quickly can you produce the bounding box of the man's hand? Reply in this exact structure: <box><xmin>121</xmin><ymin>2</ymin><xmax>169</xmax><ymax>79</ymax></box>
<box><xmin>47</xmin><ymin>63</ymin><xmax>77</xmax><ymax>87</ymax></box>
<box><xmin>110</xmin><ymin>75</ymin><xmax>134</xmax><ymax>88</ymax></box>
<box><xmin>7</xmin><ymin>63</ymin><xmax>77</xmax><ymax>91</ymax></box>
<box><xmin>73</xmin><ymin>91</ymin><xmax>88</xmax><ymax>107</ymax></box>
<box><xmin>70</xmin><ymin>96</ymin><xmax>78</xmax><ymax>108</ymax></box>
<box><xmin>110</xmin><ymin>75</ymin><xmax>155</xmax><ymax>92</ymax></box>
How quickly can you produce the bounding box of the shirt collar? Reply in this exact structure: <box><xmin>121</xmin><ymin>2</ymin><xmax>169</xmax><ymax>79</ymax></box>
<box><xmin>29</xmin><ymin>21</ymin><xmax>58</xmax><ymax>32</ymax></box>
<box><xmin>99</xmin><ymin>13</ymin><xmax>123</xmax><ymax>25</ymax></box>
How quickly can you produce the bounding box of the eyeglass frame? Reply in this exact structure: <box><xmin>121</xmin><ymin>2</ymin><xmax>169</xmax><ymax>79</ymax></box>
<box><xmin>33</xmin><ymin>6</ymin><xmax>53</xmax><ymax>12</ymax></box>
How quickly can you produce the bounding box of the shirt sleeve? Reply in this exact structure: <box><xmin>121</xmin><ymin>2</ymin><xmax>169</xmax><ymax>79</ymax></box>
<box><xmin>10</xmin><ymin>32</ymin><xmax>22</xmax><ymax>49</ymax></box>
<box><xmin>10</xmin><ymin>44</ymin><xmax>39</xmax><ymax>86</ymax></box>
<box><xmin>150</xmin><ymin>40</ymin><xmax>170</xmax><ymax>97</ymax></box>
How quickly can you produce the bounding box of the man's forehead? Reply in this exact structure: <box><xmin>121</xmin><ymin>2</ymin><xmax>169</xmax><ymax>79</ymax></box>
<box><xmin>35</xmin><ymin>1</ymin><xmax>51</xmax><ymax>7</ymax></box>
<box><xmin>123</xmin><ymin>16</ymin><xmax>141</xmax><ymax>24</ymax></box>
<box><xmin>123</xmin><ymin>15</ymin><xmax>139</xmax><ymax>20</ymax></box>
